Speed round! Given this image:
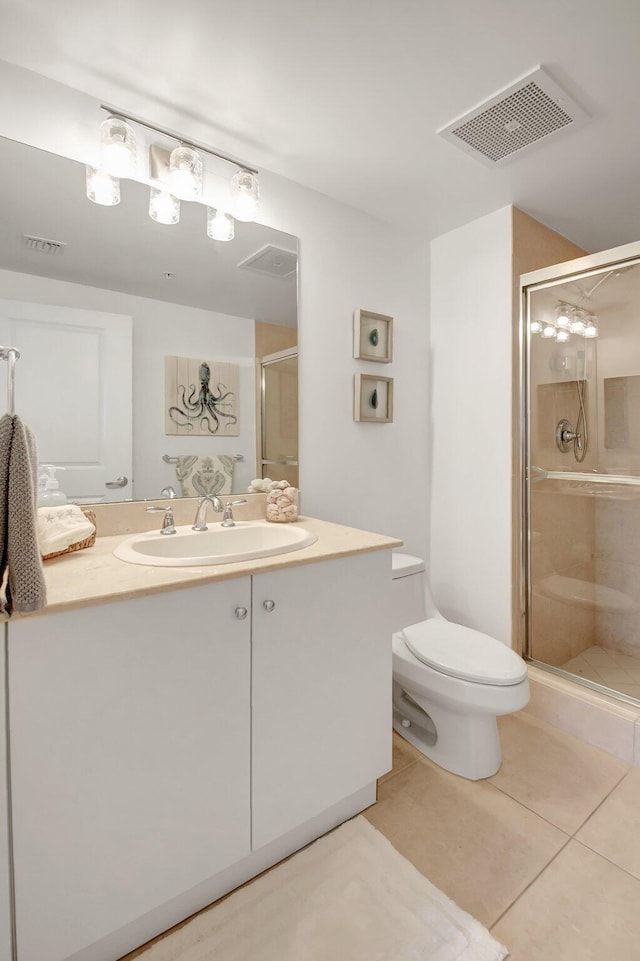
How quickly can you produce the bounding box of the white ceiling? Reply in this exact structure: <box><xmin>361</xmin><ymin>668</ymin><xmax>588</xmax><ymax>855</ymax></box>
<box><xmin>1</xmin><ymin>0</ymin><xmax>640</xmax><ymax>252</ymax></box>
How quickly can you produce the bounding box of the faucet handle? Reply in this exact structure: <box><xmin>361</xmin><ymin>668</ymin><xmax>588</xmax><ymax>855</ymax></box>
<box><xmin>221</xmin><ymin>498</ymin><xmax>248</xmax><ymax>527</ymax></box>
<box><xmin>146</xmin><ymin>505</ymin><xmax>176</xmax><ymax>535</ymax></box>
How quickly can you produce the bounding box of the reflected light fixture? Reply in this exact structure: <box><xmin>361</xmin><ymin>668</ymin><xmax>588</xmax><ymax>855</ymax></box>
<box><xmin>556</xmin><ymin>328</ymin><xmax>570</xmax><ymax>343</ymax></box>
<box><xmin>169</xmin><ymin>144</ymin><xmax>203</xmax><ymax>200</ymax></box>
<box><xmin>541</xmin><ymin>321</ymin><xmax>557</xmax><ymax>338</ymax></box>
<box><xmin>86</xmin><ymin>166</ymin><xmax>120</xmax><ymax>206</ymax></box>
<box><xmin>149</xmin><ymin>188</ymin><xmax>180</xmax><ymax>225</ymax></box>
<box><xmin>231</xmin><ymin>170</ymin><xmax>260</xmax><ymax>222</ymax></box>
<box><xmin>570</xmin><ymin>308</ymin><xmax>588</xmax><ymax>334</ymax></box>
<box><xmin>207</xmin><ymin>208</ymin><xmax>235</xmax><ymax>241</ymax></box>
<box><xmin>100</xmin><ymin>116</ymin><xmax>137</xmax><ymax>177</ymax></box>
<box><xmin>555</xmin><ymin>304</ymin><xmax>572</xmax><ymax>328</ymax></box>
<box><xmin>530</xmin><ymin>318</ymin><xmax>542</xmax><ymax>334</ymax></box>
<box><xmin>584</xmin><ymin>315</ymin><xmax>599</xmax><ymax>338</ymax></box>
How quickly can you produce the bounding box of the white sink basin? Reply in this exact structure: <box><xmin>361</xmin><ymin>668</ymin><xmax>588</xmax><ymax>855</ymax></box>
<box><xmin>113</xmin><ymin>520</ymin><xmax>318</xmax><ymax>567</ymax></box>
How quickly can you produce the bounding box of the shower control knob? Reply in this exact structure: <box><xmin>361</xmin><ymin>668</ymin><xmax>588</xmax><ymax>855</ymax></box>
<box><xmin>234</xmin><ymin>607</ymin><xmax>248</xmax><ymax>620</ymax></box>
<box><xmin>263</xmin><ymin>600</ymin><xmax>276</xmax><ymax>613</ymax></box>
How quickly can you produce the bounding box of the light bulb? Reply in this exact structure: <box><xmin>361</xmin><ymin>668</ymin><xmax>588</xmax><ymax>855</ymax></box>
<box><xmin>169</xmin><ymin>145</ymin><xmax>203</xmax><ymax>200</ymax></box>
<box><xmin>556</xmin><ymin>328</ymin><xmax>570</xmax><ymax>343</ymax></box>
<box><xmin>100</xmin><ymin>116</ymin><xmax>136</xmax><ymax>177</ymax></box>
<box><xmin>149</xmin><ymin>188</ymin><xmax>180</xmax><ymax>225</ymax></box>
<box><xmin>555</xmin><ymin>304</ymin><xmax>571</xmax><ymax>328</ymax></box>
<box><xmin>230</xmin><ymin>170</ymin><xmax>259</xmax><ymax>222</ymax></box>
<box><xmin>86</xmin><ymin>166</ymin><xmax>120</xmax><ymax>206</ymax></box>
<box><xmin>207</xmin><ymin>208</ymin><xmax>235</xmax><ymax>241</ymax></box>
<box><xmin>541</xmin><ymin>323</ymin><xmax>557</xmax><ymax>339</ymax></box>
<box><xmin>530</xmin><ymin>319</ymin><xmax>542</xmax><ymax>334</ymax></box>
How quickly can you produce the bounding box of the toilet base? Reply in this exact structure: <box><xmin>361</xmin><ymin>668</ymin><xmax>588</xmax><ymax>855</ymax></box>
<box><xmin>392</xmin><ymin>685</ymin><xmax>502</xmax><ymax>780</ymax></box>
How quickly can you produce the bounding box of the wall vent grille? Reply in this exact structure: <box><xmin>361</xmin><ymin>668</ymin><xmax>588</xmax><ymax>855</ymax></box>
<box><xmin>24</xmin><ymin>235</ymin><xmax>67</xmax><ymax>254</ymax></box>
<box><xmin>237</xmin><ymin>245</ymin><xmax>297</xmax><ymax>278</ymax></box>
<box><xmin>437</xmin><ymin>66</ymin><xmax>588</xmax><ymax>167</ymax></box>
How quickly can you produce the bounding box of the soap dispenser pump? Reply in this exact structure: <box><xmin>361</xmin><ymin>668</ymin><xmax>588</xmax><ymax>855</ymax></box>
<box><xmin>38</xmin><ymin>465</ymin><xmax>68</xmax><ymax>507</ymax></box>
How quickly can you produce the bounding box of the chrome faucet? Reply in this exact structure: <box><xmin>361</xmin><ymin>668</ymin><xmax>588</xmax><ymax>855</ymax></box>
<box><xmin>146</xmin><ymin>505</ymin><xmax>176</xmax><ymax>535</ymax></box>
<box><xmin>221</xmin><ymin>498</ymin><xmax>248</xmax><ymax>528</ymax></box>
<box><xmin>192</xmin><ymin>495</ymin><xmax>225</xmax><ymax>531</ymax></box>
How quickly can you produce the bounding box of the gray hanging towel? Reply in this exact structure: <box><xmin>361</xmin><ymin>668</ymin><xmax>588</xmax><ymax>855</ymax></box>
<box><xmin>0</xmin><ymin>414</ymin><xmax>47</xmax><ymax>615</ymax></box>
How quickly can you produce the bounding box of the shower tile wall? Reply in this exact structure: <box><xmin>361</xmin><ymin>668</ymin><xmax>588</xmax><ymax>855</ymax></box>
<box><xmin>531</xmin><ymin>488</ymin><xmax>596</xmax><ymax>665</ymax></box>
<box><xmin>593</xmin><ymin>496</ymin><xmax>640</xmax><ymax>659</ymax></box>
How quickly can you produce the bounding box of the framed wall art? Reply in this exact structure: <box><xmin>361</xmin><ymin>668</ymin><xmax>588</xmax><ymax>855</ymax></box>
<box><xmin>353</xmin><ymin>373</ymin><xmax>394</xmax><ymax>423</ymax></box>
<box><xmin>353</xmin><ymin>309</ymin><xmax>393</xmax><ymax>363</ymax></box>
<box><xmin>165</xmin><ymin>355</ymin><xmax>239</xmax><ymax>435</ymax></box>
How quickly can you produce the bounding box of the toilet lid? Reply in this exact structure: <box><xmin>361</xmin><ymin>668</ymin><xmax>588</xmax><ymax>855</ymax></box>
<box><xmin>401</xmin><ymin>619</ymin><xmax>527</xmax><ymax>686</ymax></box>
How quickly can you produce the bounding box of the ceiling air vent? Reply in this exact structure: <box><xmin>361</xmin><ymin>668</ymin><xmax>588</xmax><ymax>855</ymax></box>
<box><xmin>437</xmin><ymin>66</ymin><xmax>589</xmax><ymax>167</ymax></box>
<box><xmin>237</xmin><ymin>245</ymin><xmax>297</xmax><ymax>279</ymax></box>
<box><xmin>24</xmin><ymin>235</ymin><xmax>67</xmax><ymax>254</ymax></box>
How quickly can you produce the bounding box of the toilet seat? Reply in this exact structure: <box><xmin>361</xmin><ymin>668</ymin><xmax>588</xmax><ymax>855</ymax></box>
<box><xmin>401</xmin><ymin>619</ymin><xmax>528</xmax><ymax>687</ymax></box>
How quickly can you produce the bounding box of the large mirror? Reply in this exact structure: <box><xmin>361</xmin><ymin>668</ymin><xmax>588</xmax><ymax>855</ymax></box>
<box><xmin>0</xmin><ymin>137</ymin><xmax>298</xmax><ymax>503</ymax></box>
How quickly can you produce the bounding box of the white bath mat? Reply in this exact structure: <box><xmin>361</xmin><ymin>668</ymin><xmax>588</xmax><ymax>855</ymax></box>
<box><xmin>139</xmin><ymin>816</ymin><xmax>507</xmax><ymax>961</ymax></box>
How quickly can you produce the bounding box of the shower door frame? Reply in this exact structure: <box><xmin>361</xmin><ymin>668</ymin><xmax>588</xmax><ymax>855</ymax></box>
<box><xmin>519</xmin><ymin>239</ymin><xmax>640</xmax><ymax>699</ymax></box>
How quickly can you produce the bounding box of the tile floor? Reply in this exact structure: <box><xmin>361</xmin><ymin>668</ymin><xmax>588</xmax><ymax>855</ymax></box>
<box><xmin>367</xmin><ymin>712</ymin><xmax>640</xmax><ymax>960</ymax></box>
<box><xmin>123</xmin><ymin>711</ymin><xmax>640</xmax><ymax>961</ymax></box>
<box><xmin>562</xmin><ymin>644</ymin><xmax>640</xmax><ymax>698</ymax></box>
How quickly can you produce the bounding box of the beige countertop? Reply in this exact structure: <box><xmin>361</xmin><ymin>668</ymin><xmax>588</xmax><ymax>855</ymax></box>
<box><xmin>25</xmin><ymin>517</ymin><xmax>401</xmax><ymax>618</ymax></box>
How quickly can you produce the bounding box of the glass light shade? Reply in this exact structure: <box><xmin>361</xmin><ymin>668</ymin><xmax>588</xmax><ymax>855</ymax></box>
<box><xmin>555</xmin><ymin>304</ymin><xmax>571</xmax><ymax>328</ymax></box>
<box><xmin>86</xmin><ymin>166</ymin><xmax>120</xmax><ymax>206</ymax></box>
<box><xmin>100</xmin><ymin>116</ymin><xmax>137</xmax><ymax>177</ymax></box>
<box><xmin>230</xmin><ymin>170</ymin><xmax>259</xmax><ymax>222</ymax></box>
<box><xmin>570</xmin><ymin>309</ymin><xmax>587</xmax><ymax>334</ymax></box>
<box><xmin>207</xmin><ymin>208</ymin><xmax>235</xmax><ymax>241</ymax></box>
<box><xmin>584</xmin><ymin>319</ymin><xmax>599</xmax><ymax>338</ymax></box>
<box><xmin>169</xmin><ymin>145</ymin><xmax>203</xmax><ymax>200</ymax></box>
<box><xmin>149</xmin><ymin>188</ymin><xmax>180</xmax><ymax>225</ymax></box>
<box><xmin>541</xmin><ymin>323</ymin><xmax>557</xmax><ymax>339</ymax></box>
<box><xmin>556</xmin><ymin>328</ymin><xmax>571</xmax><ymax>343</ymax></box>
<box><xmin>530</xmin><ymin>319</ymin><xmax>542</xmax><ymax>334</ymax></box>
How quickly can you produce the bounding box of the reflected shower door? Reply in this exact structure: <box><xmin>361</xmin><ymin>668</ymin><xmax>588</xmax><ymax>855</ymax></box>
<box><xmin>260</xmin><ymin>349</ymin><xmax>298</xmax><ymax>487</ymax></box>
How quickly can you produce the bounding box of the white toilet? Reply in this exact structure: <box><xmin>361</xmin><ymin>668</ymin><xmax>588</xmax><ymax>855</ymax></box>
<box><xmin>391</xmin><ymin>553</ymin><xmax>529</xmax><ymax>780</ymax></box>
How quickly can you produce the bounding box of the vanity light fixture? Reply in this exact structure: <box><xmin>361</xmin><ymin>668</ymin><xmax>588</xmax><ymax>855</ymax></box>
<box><xmin>230</xmin><ymin>170</ymin><xmax>260</xmax><ymax>222</ymax></box>
<box><xmin>169</xmin><ymin>144</ymin><xmax>203</xmax><ymax>201</ymax></box>
<box><xmin>541</xmin><ymin>321</ymin><xmax>557</xmax><ymax>339</ymax></box>
<box><xmin>149</xmin><ymin>188</ymin><xmax>180</xmax><ymax>225</ymax></box>
<box><xmin>529</xmin><ymin>318</ymin><xmax>542</xmax><ymax>334</ymax></box>
<box><xmin>92</xmin><ymin>105</ymin><xmax>261</xmax><ymax>239</ymax></box>
<box><xmin>85</xmin><ymin>166</ymin><xmax>120</xmax><ymax>206</ymax></box>
<box><xmin>570</xmin><ymin>308</ymin><xmax>588</xmax><ymax>335</ymax></box>
<box><xmin>207</xmin><ymin>208</ymin><xmax>235</xmax><ymax>241</ymax></box>
<box><xmin>555</xmin><ymin>328</ymin><xmax>571</xmax><ymax>343</ymax></box>
<box><xmin>100</xmin><ymin>116</ymin><xmax>137</xmax><ymax>177</ymax></box>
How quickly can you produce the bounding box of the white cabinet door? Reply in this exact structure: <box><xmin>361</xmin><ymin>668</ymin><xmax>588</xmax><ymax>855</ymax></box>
<box><xmin>9</xmin><ymin>581</ymin><xmax>251</xmax><ymax>961</ymax></box>
<box><xmin>0</xmin><ymin>300</ymin><xmax>132</xmax><ymax>502</ymax></box>
<box><xmin>251</xmin><ymin>551</ymin><xmax>392</xmax><ymax>850</ymax></box>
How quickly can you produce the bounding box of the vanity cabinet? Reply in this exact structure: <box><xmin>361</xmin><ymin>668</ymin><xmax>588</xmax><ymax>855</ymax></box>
<box><xmin>252</xmin><ymin>552</ymin><xmax>391</xmax><ymax>848</ymax></box>
<box><xmin>6</xmin><ymin>548</ymin><xmax>392</xmax><ymax>961</ymax></box>
<box><xmin>8</xmin><ymin>580</ymin><xmax>253</xmax><ymax>961</ymax></box>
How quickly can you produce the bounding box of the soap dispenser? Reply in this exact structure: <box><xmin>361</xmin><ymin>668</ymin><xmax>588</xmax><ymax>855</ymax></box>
<box><xmin>38</xmin><ymin>465</ymin><xmax>68</xmax><ymax>507</ymax></box>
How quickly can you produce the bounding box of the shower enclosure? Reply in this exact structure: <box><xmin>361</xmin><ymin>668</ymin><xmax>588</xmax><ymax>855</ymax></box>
<box><xmin>522</xmin><ymin>242</ymin><xmax>640</xmax><ymax>703</ymax></box>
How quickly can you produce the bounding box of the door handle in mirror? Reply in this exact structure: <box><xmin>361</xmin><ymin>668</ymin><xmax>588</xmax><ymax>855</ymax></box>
<box><xmin>105</xmin><ymin>476</ymin><xmax>128</xmax><ymax>489</ymax></box>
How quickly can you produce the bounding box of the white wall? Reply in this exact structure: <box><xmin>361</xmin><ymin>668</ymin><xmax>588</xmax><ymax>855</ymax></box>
<box><xmin>0</xmin><ymin>269</ymin><xmax>256</xmax><ymax>497</ymax></box>
<box><xmin>430</xmin><ymin>207</ymin><xmax>513</xmax><ymax>644</ymax></box>
<box><xmin>0</xmin><ymin>60</ymin><xmax>430</xmax><ymax>557</ymax></box>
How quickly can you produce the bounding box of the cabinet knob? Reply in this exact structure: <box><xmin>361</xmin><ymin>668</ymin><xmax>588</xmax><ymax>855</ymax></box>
<box><xmin>263</xmin><ymin>599</ymin><xmax>276</xmax><ymax>613</ymax></box>
<box><xmin>234</xmin><ymin>606</ymin><xmax>248</xmax><ymax>620</ymax></box>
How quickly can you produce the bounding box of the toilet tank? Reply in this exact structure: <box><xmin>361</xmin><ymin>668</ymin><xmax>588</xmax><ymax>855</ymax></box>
<box><xmin>391</xmin><ymin>553</ymin><xmax>426</xmax><ymax>633</ymax></box>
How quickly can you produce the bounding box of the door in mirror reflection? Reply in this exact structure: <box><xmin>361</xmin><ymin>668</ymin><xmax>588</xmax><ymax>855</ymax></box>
<box><xmin>0</xmin><ymin>300</ymin><xmax>132</xmax><ymax>502</ymax></box>
<box><xmin>261</xmin><ymin>349</ymin><xmax>298</xmax><ymax>487</ymax></box>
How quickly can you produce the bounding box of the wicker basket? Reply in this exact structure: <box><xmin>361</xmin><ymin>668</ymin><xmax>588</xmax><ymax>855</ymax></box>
<box><xmin>42</xmin><ymin>509</ymin><xmax>97</xmax><ymax>561</ymax></box>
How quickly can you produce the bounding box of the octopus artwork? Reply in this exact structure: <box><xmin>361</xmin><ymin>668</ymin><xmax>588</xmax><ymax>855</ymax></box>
<box><xmin>168</xmin><ymin>361</ymin><xmax>238</xmax><ymax>434</ymax></box>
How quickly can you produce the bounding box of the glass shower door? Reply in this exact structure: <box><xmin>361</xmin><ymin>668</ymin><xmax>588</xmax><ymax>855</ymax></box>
<box><xmin>524</xmin><ymin>255</ymin><xmax>640</xmax><ymax>702</ymax></box>
<box><xmin>260</xmin><ymin>349</ymin><xmax>299</xmax><ymax>487</ymax></box>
